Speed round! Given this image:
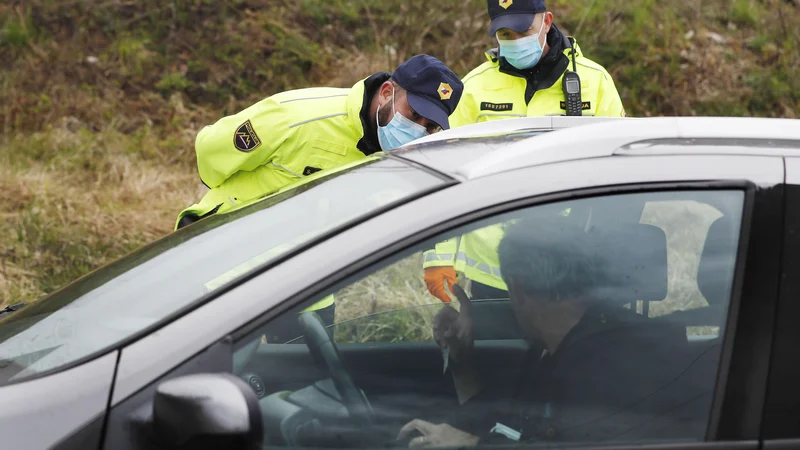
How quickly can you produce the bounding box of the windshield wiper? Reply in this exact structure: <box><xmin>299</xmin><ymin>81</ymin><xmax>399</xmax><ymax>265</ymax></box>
<box><xmin>0</xmin><ymin>303</ymin><xmax>27</xmax><ymax>319</ymax></box>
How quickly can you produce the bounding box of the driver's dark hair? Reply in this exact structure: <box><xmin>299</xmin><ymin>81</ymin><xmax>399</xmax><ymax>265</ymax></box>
<box><xmin>497</xmin><ymin>212</ymin><xmax>604</xmax><ymax>303</ymax></box>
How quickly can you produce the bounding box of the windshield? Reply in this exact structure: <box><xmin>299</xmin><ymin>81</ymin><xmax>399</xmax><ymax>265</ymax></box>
<box><xmin>0</xmin><ymin>157</ymin><xmax>445</xmax><ymax>384</ymax></box>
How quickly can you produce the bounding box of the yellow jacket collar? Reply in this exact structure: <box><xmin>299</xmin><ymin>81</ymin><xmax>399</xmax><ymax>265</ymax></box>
<box><xmin>347</xmin><ymin>71</ymin><xmax>391</xmax><ymax>155</ymax></box>
<box><xmin>346</xmin><ymin>76</ymin><xmax>370</xmax><ymax>136</ymax></box>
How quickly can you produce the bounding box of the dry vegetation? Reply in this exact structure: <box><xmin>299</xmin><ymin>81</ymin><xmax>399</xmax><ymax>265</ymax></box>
<box><xmin>1</xmin><ymin>0</ymin><xmax>798</xmax><ymax>309</ymax></box>
<box><xmin>333</xmin><ymin>253</ymin><xmax>439</xmax><ymax>343</ymax></box>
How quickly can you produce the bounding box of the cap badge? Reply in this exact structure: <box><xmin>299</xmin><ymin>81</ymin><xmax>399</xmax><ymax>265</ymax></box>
<box><xmin>499</xmin><ymin>0</ymin><xmax>513</xmax><ymax>9</ymax></box>
<box><xmin>438</xmin><ymin>82</ymin><xmax>453</xmax><ymax>100</ymax></box>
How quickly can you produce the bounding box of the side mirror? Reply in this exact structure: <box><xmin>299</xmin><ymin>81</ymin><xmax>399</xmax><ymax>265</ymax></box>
<box><xmin>152</xmin><ymin>373</ymin><xmax>263</xmax><ymax>450</ymax></box>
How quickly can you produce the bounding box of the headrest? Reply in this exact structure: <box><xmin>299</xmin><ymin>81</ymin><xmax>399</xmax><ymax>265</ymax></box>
<box><xmin>589</xmin><ymin>222</ymin><xmax>669</xmax><ymax>304</ymax></box>
<box><xmin>697</xmin><ymin>216</ymin><xmax>738</xmax><ymax>306</ymax></box>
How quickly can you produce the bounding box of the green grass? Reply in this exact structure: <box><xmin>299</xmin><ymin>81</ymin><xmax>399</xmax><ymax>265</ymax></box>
<box><xmin>729</xmin><ymin>0</ymin><xmax>759</xmax><ymax>27</ymax></box>
<box><xmin>155</xmin><ymin>72</ymin><xmax>192</xmax><ymax>95</ymax></box>
<box><xmin>1</xmin><ymin>0</ymin><xmax>798</xmax><ymax>309</ymax></box>
<box><xmin>2</xmin><ymin>12</ymin><xmax>32</xmax><ymax>49</ymax></box>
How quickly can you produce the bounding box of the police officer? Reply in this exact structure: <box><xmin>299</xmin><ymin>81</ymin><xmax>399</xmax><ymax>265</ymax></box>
<box><xmin>175</xmin><ymin>54</ymin><xmax>462</xmax><ymax>330</ymax></box>
<box><xmin>451</xmin><ymin>0</ymin><xmax>625</xmax><ymax>125</ymax></box>
<box><xmin>175</xmin><ymin>54</ymin><xmax>463</xmax><ymax>230</ymax></box>
<box><xmin>423</xmin><ymin>0</ymin><xmax>625</xmax><ymax>304</ymax></box>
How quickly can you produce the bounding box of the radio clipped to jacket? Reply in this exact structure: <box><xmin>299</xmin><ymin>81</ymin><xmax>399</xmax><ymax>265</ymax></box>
<box><xmin>562</xmin><ymin>37</ymin><xmax>582</xmax><ymax>116</ymax></box>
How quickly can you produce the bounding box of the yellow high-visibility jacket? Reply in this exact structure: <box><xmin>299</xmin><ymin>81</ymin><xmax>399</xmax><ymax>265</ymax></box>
<box><xmin>450</xmin><ymin>38</ymin><xmax>625</xmax><ymax>127</ymax></box>
<box><xmin>175</xmin><ymin>73</ymin><xmax>390</xmax><ymax>230</ymax></box>
<box><xmin>178</xmin><ymin>74</ymin><xmax>390</xmax><ymax>312</ymax></box>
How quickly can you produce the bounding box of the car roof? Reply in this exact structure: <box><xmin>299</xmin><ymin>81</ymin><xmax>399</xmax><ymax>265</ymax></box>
<box><xmin>395</xmin><ymin>116</ymin><xmax>800</xmax><ymax>181</ymax></box>
<box><xmin>410</xmin><ymin>116</ymin><xmax>627</xmax><ymax>144</ymax></box>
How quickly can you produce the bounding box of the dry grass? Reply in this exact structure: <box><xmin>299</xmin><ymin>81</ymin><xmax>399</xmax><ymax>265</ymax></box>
<box><xmin>333</xmin><ymin>254</ymin><xmax>440</xmax><ymax>343</ymax></box>
<box><xmin>0</xmin><ymin>122</ymin><xmax>201</xmax><ymax>307</ymax></box>
<box><xmin>1</xmin><ymin>0</ymin><xmax>798</xmax><ymax>309</ymax></box>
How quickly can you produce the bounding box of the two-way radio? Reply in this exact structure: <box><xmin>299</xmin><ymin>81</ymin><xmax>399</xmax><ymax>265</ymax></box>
<box><xmin>562</xmin><ymin>37</ymin><xmax>582</xmax><ymax>116</ymax></box>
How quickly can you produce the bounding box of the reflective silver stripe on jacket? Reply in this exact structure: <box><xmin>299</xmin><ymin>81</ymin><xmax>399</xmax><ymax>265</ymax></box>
<box><xmin>271</xmin><ymin>163</ymin><xmax>303</xmax><ymax>178</ymax></box>
<box><xmin>280</xmin><ymin>93</ymin><xmax>349</xmax><ymax>104</ymax></box>
<box><xmin>456</xmin><ymin>252</ymin><xmax>502</xmax><ymax>278</ymax></box>
<box><xmin>424</xmin><ymin>252</ymin><xmax>454</xmax><ymax>263</ymax></box>
<box><xmin>289</xmin><ymin>112</ymin><xmax>348</xmax><ymax>128</ymax></box>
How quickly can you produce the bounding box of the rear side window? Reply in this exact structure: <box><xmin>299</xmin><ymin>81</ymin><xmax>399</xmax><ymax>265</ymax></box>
<box><xmin>639</xmin><ymin>198</ymin><xmax>737</xmax><ymax>338</ymax></box>
<box><xmin>233</xmin><ymin>189</ymin><xmax>745</xmax><ymax>448</ymax></box>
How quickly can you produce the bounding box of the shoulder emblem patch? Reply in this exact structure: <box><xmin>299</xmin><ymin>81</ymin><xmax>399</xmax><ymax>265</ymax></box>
<box><xmin>234</xmin><ymin>119</ymin><xmax>261</xmax><ymax>152</ymax></box>
<box><xmin>499</xmin><ymin>0</ymin><xmax>513</xmax><ymax>9</ymax></box>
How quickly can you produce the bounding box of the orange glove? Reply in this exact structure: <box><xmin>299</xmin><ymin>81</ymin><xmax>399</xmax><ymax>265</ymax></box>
<box><xmin>424</xmin><ymin>266</ymin><xmax>458</xmax><ymax>303</ymax></box>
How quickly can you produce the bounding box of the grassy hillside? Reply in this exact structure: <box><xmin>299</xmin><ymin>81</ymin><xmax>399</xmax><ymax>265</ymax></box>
<box><xmin>1</xmin><ymin>0</ymin><xmax>798</xmax><ymax>308</ymax></box>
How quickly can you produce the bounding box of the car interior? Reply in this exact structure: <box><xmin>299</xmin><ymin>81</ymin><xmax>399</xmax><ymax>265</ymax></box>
<box><xmin>233</xmin><ymin>191</ymin><xmax>741</xmax><ymax>448</ymax></box>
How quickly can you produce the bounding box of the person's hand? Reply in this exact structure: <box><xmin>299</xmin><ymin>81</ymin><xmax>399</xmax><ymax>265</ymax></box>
<box><xmin>433</xmin><ymin>283</ymin><xmax>474</xmax><ymax>364</ymax></box>
<box><xmin>397</xmin><ymin>419</ymin><xmax>480</xmax><ymax>448</ymax></box>
<box><xmin>424</xmin><ymin>266</ymin><xmax>458</xmax><ymax>303</ymax></box>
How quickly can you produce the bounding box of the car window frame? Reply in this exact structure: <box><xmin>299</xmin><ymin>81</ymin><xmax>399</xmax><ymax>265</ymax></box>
<box><xmin>762</xmin><ymin>157</ymin><xmax>800</xmax><ymax>442</ymax></box>
<box><xmin>709</xmin><ymin>180</ymin><xmax>782</xmax><ymax>442</ymax></box>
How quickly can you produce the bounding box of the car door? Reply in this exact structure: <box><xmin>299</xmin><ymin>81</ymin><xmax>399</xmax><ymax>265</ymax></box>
<box><xmin>761</xmin><ymin>156</ymin><xmax>800</xmax><ymax>449</ymax></box>
<box><xmin>100</xmin><ymin>153</ymin><xmax>782</xmax><ymax>450</ymax></box>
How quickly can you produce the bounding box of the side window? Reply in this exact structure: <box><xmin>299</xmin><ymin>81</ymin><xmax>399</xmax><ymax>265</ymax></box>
<box><xmin>639</xmin><ymin>200</ymin><xmax>732</xmax><ymax>338</ymax></box>
<box><xmin>258</xmin><ymin>252</ymin><xmax>447</xmax><ymax>345</ymax></box>
<box><xmin>234</xmin><ymin>189</ymin><xmax>744</xmax><ymax>448</ymax></box>
<box><xmin>332</xmin><ymin>253</ymin><xmax>442</xmax><ymax>344</ymax></box>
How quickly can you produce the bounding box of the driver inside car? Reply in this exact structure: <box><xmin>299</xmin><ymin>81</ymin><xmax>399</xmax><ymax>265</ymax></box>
<box><xmin>397</xmin><ymin>214</ymin><xmax>694</xmax><ymax>447</ymax></box>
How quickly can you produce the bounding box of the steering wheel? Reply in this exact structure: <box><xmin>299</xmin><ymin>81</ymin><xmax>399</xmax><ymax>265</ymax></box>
<box><xmin>298</xmin><ymin>311</ymin><xmax>374</xmax><ymax>425</ymax></box>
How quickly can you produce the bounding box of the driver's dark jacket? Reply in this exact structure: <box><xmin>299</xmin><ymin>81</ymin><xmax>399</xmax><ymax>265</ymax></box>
<box><xmin>450</xmin><ymin>305</ymin><xmax>712</xmax><ymax>443</ymax></box>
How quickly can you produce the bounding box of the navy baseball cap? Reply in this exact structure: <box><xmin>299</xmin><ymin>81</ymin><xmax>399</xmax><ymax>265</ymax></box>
<box><xmin>391</xmin><ymin>54</ymin><xmax>463</xmax><ymax>130</ymax></box>
<box><xmin>487</xmin><ymin>0</ymin><xmax>546</xmax><ymax>36</ymax></box>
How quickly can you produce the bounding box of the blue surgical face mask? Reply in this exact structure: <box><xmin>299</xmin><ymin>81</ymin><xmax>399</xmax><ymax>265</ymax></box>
<box><xmin>376</xmin><ymin>87</ymin><xmax>429</xmax><ymax>151</ymax></box>
<box><xmin>497</xmin><ymin>20</ymin><xmax>547</xmax><ymax>70</ymax></box>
